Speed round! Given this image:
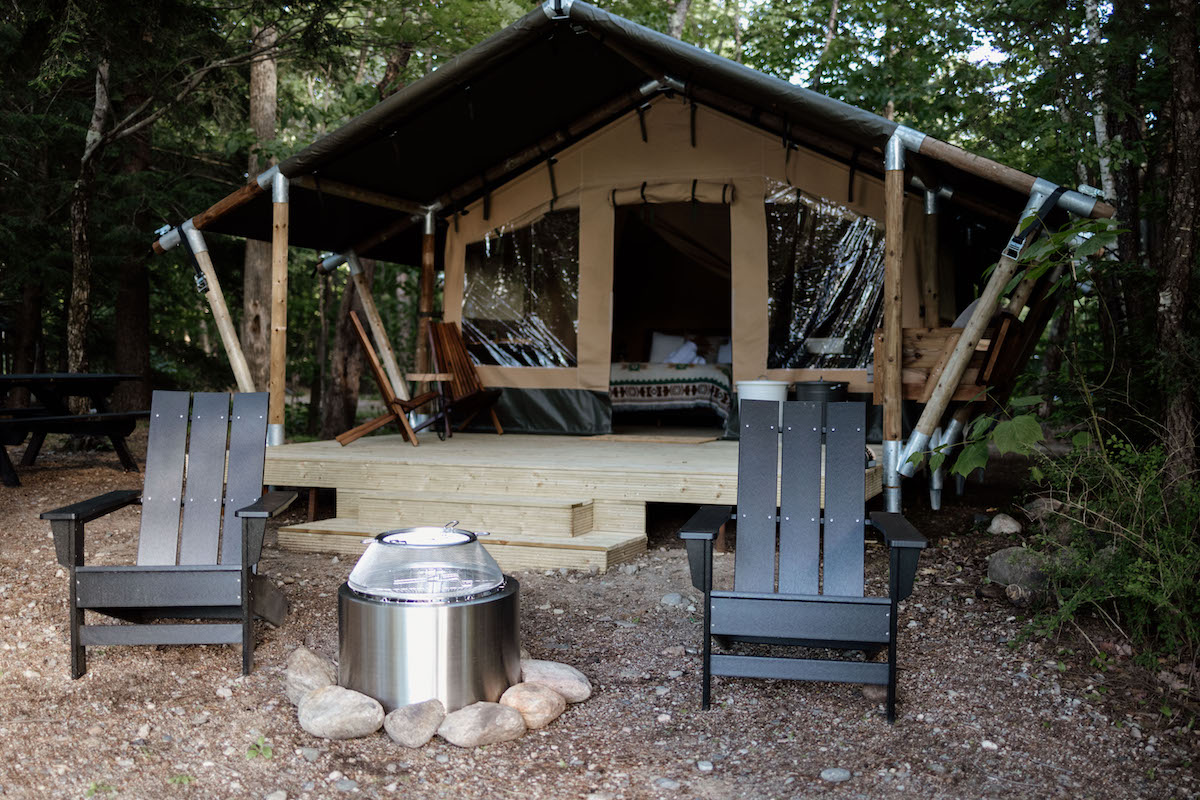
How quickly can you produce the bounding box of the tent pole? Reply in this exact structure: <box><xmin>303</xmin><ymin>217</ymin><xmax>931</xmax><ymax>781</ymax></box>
<box><xmin>897</xmin><ymin>188</ymin><xmax>1051</xmax><ymax>477</ymax></box>
<box><xmin>922</xmin><ymin>191</ymin><xmax>940</xmax><ymax>328</ymax></box>
<box><xmin>881</xmin><ymin>132</ymin><xmax>912</xmax><ymax>513</ymax></box>
<box><xmin>344</xmin><ymin>252</ymin><xmax>411</xmax><ymax>402</ymax></box>
<box><xmin>415</xmin><ymin>209</ymin><xmax>437</xmax><ymax>376</ymax></box>
<box><xmin>181</xmin><ymin>221</ymin><xmax>256</xmax><ymax>393</ymax></box>
<box><xmin>267</xmin><ymin>170</ymin><xmax>289</xmax><ymax>447</ymax></box>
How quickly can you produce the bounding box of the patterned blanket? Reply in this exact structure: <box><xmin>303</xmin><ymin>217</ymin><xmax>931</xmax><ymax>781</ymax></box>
<box><xmin>609</xmin><ymin>362</ymin><xmax>734</xmax><ymax>419</ymax></box>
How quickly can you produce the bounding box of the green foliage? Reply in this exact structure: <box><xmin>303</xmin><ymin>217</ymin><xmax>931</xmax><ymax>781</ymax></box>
<box><xmin>1028</xmin><ymin>431</ymin><xmax>1200</xmax><ymax>657</ymax></box>
<box><xmin>167</xmin><ymin>774</ymin><xmax>193</xmax><ymax>785</ymax></box>
<box><xmin>85</xmin><ymin>783</ymin><xmax>116</xmax><ymax>797</ymax></box>
<box><xmin>245</xmin><ymin>735</ymin><xmax>273</xmax><ymax>759</ymax></box>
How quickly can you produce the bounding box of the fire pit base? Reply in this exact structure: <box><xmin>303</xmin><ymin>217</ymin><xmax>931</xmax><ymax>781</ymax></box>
<box><xmin>337</xmin><ymin>579</ymin><xmax>520</xmax><ymax>713</ymax></box>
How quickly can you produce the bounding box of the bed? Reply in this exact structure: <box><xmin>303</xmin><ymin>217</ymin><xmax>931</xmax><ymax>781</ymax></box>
<box><xmin>608</xmin><ymin>361</ymin><xmax>734</xmax><ymax>420</ymax></box>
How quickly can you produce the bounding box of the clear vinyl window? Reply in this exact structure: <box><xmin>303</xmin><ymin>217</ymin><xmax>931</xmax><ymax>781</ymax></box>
<box><xmin>765</xmin><ymin>184</ymin><xmax>886</xmax><ymax>369</ymax></box>
<box><xmin>462</xmin><ymin>208</ymin><xmax>580</xmax><ymax>367</ymax></box>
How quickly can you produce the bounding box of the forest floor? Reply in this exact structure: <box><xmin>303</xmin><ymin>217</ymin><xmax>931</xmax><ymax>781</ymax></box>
<box><xmin>0</xmin><ymin>427</ymin><xmax>1196</xmax><ymax>800</ymax></box>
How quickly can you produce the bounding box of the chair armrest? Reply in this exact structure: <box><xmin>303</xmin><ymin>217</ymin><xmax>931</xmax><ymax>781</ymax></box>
<box><xmin>870</xmin><ymin>511</ymin><xmax>927</xmax><ymax>549</ymax></box>
<box><xmin>405</xmin><ymin>372</ymin><xmax>454</xmax><ymax>382</ymax></box>
<box><xmin>679</xmin><ymin>505</ymin><xmax>732</xmax><ymax>541</ymax></box>
<box><xmin>40</xmin><ymin>490</ymin><xmax>141</xmax><ymax>523</ymax></box>
<box><xmin>235</xmin><ymin>491</ymin><xmax>298</xmax><ymax>519</ymax></box>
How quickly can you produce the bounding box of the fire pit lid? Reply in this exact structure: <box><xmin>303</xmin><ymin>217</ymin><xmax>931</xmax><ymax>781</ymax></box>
<box><xmin>348</xmin><ymin>521</ymin><xmax>506</xmax><ymax>602</ymax></box>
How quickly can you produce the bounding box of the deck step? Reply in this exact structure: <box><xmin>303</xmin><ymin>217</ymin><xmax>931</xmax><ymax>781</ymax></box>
<box><xmin>277</xmin><ymin>517</ymin><xmax>647</xmax><ymax>572</ymax></box>
<box><xmin>346</xmin><ymin>491</ymin><xmax>594</xmax><ymax>538</ymax></box>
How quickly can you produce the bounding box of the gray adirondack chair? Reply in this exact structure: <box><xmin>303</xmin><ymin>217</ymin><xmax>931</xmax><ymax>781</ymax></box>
<box><xmin>680</xmin><ymin>400</ymin><xmax>926</xmax><ymax>722</ymax></box>
<box><xmin>41</xmin><ymin>391</ymin><xmax>296</xmax><ymax>678</ymax></box>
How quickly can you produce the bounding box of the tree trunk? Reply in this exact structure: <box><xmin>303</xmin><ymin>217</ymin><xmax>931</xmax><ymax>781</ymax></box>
<box><xmin>320</xmin><ymin>259</ymin><xmax>376</xmax><ymax>439</ymax></box>
<box><xmin>308</xmin><ymin>272</ymin><xmax>331</xmax><ymax>436</ymax></box>
<box><xmin>668</xmin><ymin>0</ymin><xmax>692</xmax><ymax>39</ymax></box>
<box><xmin>1159</xmin><ymin>0</ymin><xmax>1199</xmax><ymax>485</ymax></box>
<box><xmin>242</xmin><ymin>24</ymin><xmax>278</xmax><ymax>393</ymax></box>
<box><xmin>66</xmin><ymin>60</ymin><xmax>111</xmax><ymax>403</ymax></box>
<box><xmin>1083</xmin><ymin>0</ymin><xmax>1115</xmax><ymax>201</ymax></box>
<box><xmin>810</xmin><ymin>0</ymin><xmax>839</xmax><ymax>90</ymax></box>
<box><xmin>113</xmin><ymin>103</ymin><xmax>153</xmax><ymax>412</ymax></box>
<box><xmin>377</xmin><ymin>42</ymin><xmax>414</xmax><ymax>100</ymax></box>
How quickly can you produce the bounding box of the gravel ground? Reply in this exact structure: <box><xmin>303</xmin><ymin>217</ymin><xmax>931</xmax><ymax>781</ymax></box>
<box><xmin>0</xmin><ymin>431</ymin><xmax>1196</xmax><ymax>799</ymax></box>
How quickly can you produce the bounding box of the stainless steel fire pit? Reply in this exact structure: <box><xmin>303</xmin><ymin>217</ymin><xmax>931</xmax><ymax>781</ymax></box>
<box><xmin>338</xmin><ymin>522</ymin><xmax>520</xmax><ymax>712</ymax></box>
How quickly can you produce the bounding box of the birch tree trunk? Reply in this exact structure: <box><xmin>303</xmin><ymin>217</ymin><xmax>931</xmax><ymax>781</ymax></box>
<box><xmin>668</xmin><ymin>0</ymin><xmax>692</xmax><ymax>39</ymax></box>
<box><xmin>1083</xmin><ymin>0</ymin><xmax>1115</xmax><ymax>200</ymax></box>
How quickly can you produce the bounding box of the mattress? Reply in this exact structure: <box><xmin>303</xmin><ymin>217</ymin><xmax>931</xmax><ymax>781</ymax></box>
<box><xmin>609</xmin><ymin>362</ymin><xmax>734</xmax><ymax>419</ymax></box>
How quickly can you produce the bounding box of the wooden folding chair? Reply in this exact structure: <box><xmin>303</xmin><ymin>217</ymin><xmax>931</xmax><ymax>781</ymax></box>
<box><xmin>335</xmin><ymin>311</ymin><xmax>443</xmax><ymax>446</ymax></box>
<box><xmin>426</xmin><ymin>320</ymin><xmax>503</xmax><ymax>437</ymax></box>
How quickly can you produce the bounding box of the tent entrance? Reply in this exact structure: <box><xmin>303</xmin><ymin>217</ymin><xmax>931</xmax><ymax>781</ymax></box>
<box><xmin>610</xmin><ymin>202</ymin><xmax>732</xmax><ymax>430</ymax></box>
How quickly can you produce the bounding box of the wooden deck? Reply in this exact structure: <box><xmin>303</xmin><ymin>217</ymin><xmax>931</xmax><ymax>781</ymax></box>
<box><xmin>265</xmin><ymin>432</ymin><xmax>882</xmax><ymax>572</ymax></box>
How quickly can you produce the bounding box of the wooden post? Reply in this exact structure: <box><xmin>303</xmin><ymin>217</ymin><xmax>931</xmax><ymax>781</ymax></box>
<box><xmin>267</xmin><ymin>172</ymin><xmax>289</xmax><ymax>446</ymax></box>
<box><xmin>415</xmin><ymin>210</ymin><xmax>437</xmax><ymax>375</ymax></box>
<box><xmin>346</xmin><ymin>253</ymin><xmax>411</xmax><ymax>402</ymax></box>
<box><xmin>922</xmin><ymin>191</ymin><xmax>940</xmax><ymax>328</ymax></box>
<box><xmin>881</xmin><ymin>134</ymin><xmax>907</xmax><ymax>512</ymax></box>
<box><xmin>181</xmin><ymin>223</ymin><xmax>255</xmax><ymax>393</ymax></box>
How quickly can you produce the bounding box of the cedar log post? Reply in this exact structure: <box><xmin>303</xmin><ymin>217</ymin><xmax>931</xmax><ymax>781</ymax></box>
<box><xmin>345</xmin><ymin>252</ymin><xmax>411</xmax><ymax>402</ymax></box>
<box><xmin>922</xmin><ymin>191</ymin><xmax>940</xmax><ymax>328</ymax></box>
<box><xmin>880</xmin><ymin>128</ymin><xmax>924</xmax><ymax>513</ymax></box>
<box><xmin>181</xmin><ymin>222</ymin><xmax>256</xmax><ymax>393</ymax></box>
<box><xmin>267</xmin><ymin>169</ymin><xmax>289</xmax><ymax>446</ymax></box>
<box><xmin>415</xmin><ymin>209</ymin><xmax>437</xmax><ymax>375</ymax></box>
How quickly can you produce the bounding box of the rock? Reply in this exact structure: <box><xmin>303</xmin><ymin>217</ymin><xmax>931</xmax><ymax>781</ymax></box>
<box><xmin>987</xmin><ymin>547</ymin><xmax>1048</xmax><ymax>589</ymax></box>
<box><xmin>862</xmin><ymin>685</ymin><xmax>888</xmax><ymax>703</ymax></box>
<box><xmin>298</xmin><ymin>686</ymin><xmax>384</xmax><ymax>740</ymax></box>
<box><xmin>988</xmin><ymin>513</ymin><xmax>1023</xmax><ymax>535</ymax></box>
<box><xmin>981</xmin><ymin>739</ymin><xmax>999</xmax><ymax>751</ymax></box>
<box><xmin>384</xmin><ymin>699</ymin><xmax>445</xmax><ymax>748</ymax></box>
<box><xmin>653</xmin><ymin>777</ymin><xmax>680</xmax><ymax>790</ymax></box>
<box><xmin>660</xmin><ymin>646</ymin><xmax>686</xmax><ymax>657</ymax></box>
<box><xmin>697</xmin><ymin>760</ymin><xmax>714</xmax><ymax>772</ymax></box>
<box><xmin>1023</xmin><ymin>495</ymin><xmax>1063</xmax><ymax>522</ymax></box>
<box><xmin>215</xmin><ymin>686</ymin><xmax>232</xmax><ymax>699</ymax></box>
<box><xmin>660</xmin><ymin>592</ymin><xmax>684</xmax><ymax>607</ymax></box>
<box><xmin>286</xmin><ymin>647</ymin><xmax>337</xmax><ymax>706</ymax></box>
<box><xmin>1005</xmin><ymin>583</ymin><xmax>1037</xmax><ymax>608</ymax></box>
<box><xmin>437</xmin><ymin>702</ymin><xmax>526</xmax><ymax>748</ymax></box>
<box><xmin>264</xmin><ymin>792</ymin><xmax>287</xmax><ymax>800</ymax></box>
<box><xmin>520</xmin><ymin>659</ymin><xmax>592</xmax><ymax>702</ymax></box>
<box><xmin>500</xmin><ymin>683</ymin><xmax>566</xmax><ymax>729</ymax></box>
<box><xmin>334</xmin><ymin>779</ymin><xmax>357</xmax><ymax>791</ymax></box>
<box><xmin>299</xmin><ymin>747</ymin><xmax>320</xmax><ymax>762</ymax></box>
<box><xmin>820</xmin><ymin>767</ymin><xmax>851</xmax><ymax>783</ymax></box>
<box><xmin>620</xmin><ymin>564</ymin><xmax>638</xmax><ymax>575</ymax></box>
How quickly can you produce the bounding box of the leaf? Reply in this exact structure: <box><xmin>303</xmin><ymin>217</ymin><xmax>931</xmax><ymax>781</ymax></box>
<box><xmin>1071</xmin><ymin>431</ymin><xmax>1093</xmax><ymax>449</ymax></box>
<box><xmin>906</xmin><ymin>450</ymin><xmax>925</xmax><ymax>466</ymax></box>
<box><xmin>1008</xmin><ymin>394</ymin><xmax>1043</xmax><ymax>408</ymax></box>
<box><xmin>952</xmin><ymin>441</ymin><xmax>990</xmax><ymax>477</ymax></box>
<box><xmin>992</xmin><ymin>419</ymin><xmax>1020</xmax><ymax>454</ymax></box>
<box><xmin>929</xmin><ymin>451</ymin><xmax>946</xmax><ymax>472</ymax></box>
<box><xmin>1030</xmin><ymin>465</ymin><xmax>1044</xmax><ymax>481</ymax></box>
<box><xmin>1011</xmin><ymin>414</ymin><xmax>1045</xmax><ymax>449</ymax></box>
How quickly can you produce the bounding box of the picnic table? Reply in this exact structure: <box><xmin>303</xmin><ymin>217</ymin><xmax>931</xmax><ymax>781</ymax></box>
<box><xmin>0</xmin><ymin>373</ymin><xmax>148</xmax><ymax>487</ymax></box>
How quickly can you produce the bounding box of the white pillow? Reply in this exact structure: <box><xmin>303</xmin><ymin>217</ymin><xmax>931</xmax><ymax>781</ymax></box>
<box><xmin>717</xmin><ymin>341</ymin><xmax>732</xmax><ymax>363</ymax></box>
<box><xmin>649</xmin><ymin>332</ymin><xmax>686</xmax><ymax>363</ymax></box>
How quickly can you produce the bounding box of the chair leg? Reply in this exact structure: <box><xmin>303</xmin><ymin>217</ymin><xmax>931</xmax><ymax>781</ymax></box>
<box><xmin>489</xmin><ymin>409</ymin><xmax>504</xmax><ymax>435</ymax></box>
<box><xmin>241</xmin><ymin>565</ymin><xmax>254</xmax><ymax>675</ymax></box>
<box><xmin>69</xmin><ymin>579</ymin><xmax>86</xmax><ymax>679</ymax></box>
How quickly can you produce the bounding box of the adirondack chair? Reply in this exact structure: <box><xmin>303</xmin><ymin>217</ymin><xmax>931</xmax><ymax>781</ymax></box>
<box><xmin>680</xmin><ymin>400</ymin><xmax>926</xmax><ymax>722</ymax></box>
<box><xmin>40</xmin><ymin>391</ymin><xmax>296</xmax><ymax>678</ymax></box>
<box><xmin>426</xmin><ymin>320</ymin><xmax>503</xmax><ymax>437</ymax></box>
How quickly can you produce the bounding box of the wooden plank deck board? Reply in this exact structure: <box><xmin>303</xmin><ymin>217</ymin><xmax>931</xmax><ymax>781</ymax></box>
<box><xmin>265</xmin><ymin>433</ymin><xmax>881</xmax><ymax>506</ymax></box>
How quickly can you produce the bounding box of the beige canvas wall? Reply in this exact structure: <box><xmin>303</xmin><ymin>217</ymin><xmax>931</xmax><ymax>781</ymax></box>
<box><xmin>445</xmin><ymin>97</ymin><xmax>928</xmax><ymax>394</ymax></box>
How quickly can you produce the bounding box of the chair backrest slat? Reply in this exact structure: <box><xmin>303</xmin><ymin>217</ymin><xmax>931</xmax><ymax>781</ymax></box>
<box><xmin>220</xmin><ymin>393</ymin><xmax>269</xmax><ymax>565</ymax></box>
<box><xmin>778</xmin><ymin>401</ymin><xmax>822</xmax><ymax>594</ymax></box>
<box><xmin>178</xmin><ymin>393</ymin><xmax>231</xmax><ymax>565</ymax></box>
<box><xmin>821</xmin><ymin>402</ymin><xmax>866</xmax><ymax>597</ymax></box>
<box><xmin>351</xmin><ymin>311</ymin><xmax>398</xmax><ymax>408</ymax></box>
<box><xmin>433</xmin><ymin>322</ymin><xmax>484</xmax><ymax>401</ymax></box>
<box><xmin>732</xmin><ymin>399</ymin><xmax>780</xmax><ymax>592</ymax></box>
<box><xmin>137</xmin><ymin>391</ymin><xmax>191</xmax><ymax>566</ymax></box>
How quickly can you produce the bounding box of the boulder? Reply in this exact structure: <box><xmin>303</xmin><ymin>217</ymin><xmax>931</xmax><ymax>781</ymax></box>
<box><xmin>298</xmin><ymin>686</ymin><xmax>384</xmax><ymax>740</ymax></box>
<box><xmin>500</xmin><ymin>682</ymin><xmax>566</xmax><ymax>729</ymax></box>
<box><xmin>285</xmin><ymin>647</ymin><xmax>336</xmax><ymax>706</ymax></box>
<box><xmin>384</xmin><ymin>699</ymin><xmax>445</xmax><ymax>748</ymax></box>
<box><xmin>520</xmin><ymin>659</ymin><xmax>592</xmax><ymax>703</ymax></box>
<box><xmin>1022</xmin><ymin>496</ymin><xmax>1063</xmax><ymax>524</ymax></box>
<box><xmin>987</xmin><ymin>513</ymin><xmax>1023</xmax><ymax>535</ymax></box>
<box><xmin>437</xmin><ymin>702</ymin><xmax>526</xmax><ymax>748</ymax></box>
<box><xmin>987</xmin><ymin>547</ymin><xmax>1048</xmax><ymax>590</ymax></box>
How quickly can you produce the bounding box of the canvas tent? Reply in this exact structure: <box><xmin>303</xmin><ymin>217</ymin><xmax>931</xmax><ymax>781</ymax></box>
<box><xmin>154</xmin><ymin>0</ymin><xmax>1114</xmax><ymax>511</ymax></box>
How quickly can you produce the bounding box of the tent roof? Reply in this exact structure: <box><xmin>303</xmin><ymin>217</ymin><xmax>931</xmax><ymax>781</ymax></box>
<box><xmin>197</xmin><ymin>0</ymin><xmax>1086</xmax><ymax>262</ymax></box>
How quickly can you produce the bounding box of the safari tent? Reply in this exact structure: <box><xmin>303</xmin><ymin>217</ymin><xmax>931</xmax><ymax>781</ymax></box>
<box><xmin>155</xmin><ymin>0</ymin><xmax>1114</xmax><ymax>524</ymax></box>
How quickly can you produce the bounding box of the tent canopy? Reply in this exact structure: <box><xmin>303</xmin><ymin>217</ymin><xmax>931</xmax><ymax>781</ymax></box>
<box><xmin>199</xmin><ymin>0</ymin><xmax>1058</xmax><ymax>263</ymax></box>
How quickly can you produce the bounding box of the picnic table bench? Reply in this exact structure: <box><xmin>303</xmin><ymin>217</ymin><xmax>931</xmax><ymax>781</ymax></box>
<box><xmin>0</xmin><ymin>373</ymin><xmax>148</xmax><ymax>487</ymax></box>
